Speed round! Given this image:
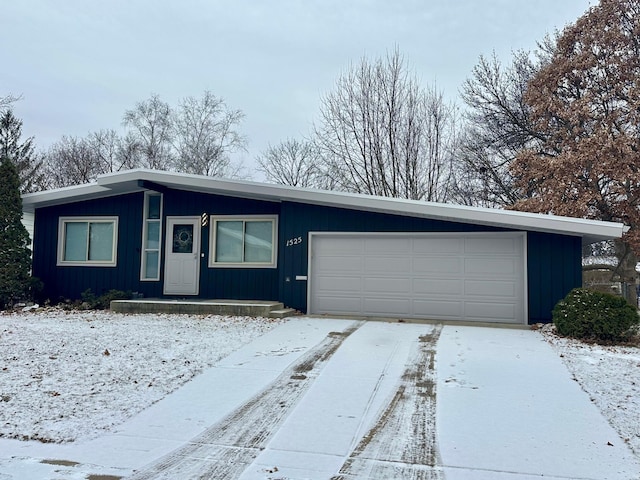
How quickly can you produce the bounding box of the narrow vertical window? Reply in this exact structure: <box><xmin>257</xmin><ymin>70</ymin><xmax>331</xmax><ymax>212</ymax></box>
<box><xmin>140</xmin><ymin>192</ymin><xmax>163</xmax><ymax>280</ymax></box>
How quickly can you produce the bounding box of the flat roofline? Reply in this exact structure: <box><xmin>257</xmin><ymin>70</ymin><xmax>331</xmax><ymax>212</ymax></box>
<box><xmin>22</xmin><ymin>168</ymin><xmax>627</xmax><ymax>244</ymax></box>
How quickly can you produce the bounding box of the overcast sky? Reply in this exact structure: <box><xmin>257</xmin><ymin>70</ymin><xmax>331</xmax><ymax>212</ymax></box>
<box><xmin>3</xmin><ymin>1</ymin><xmax>593</xmax><ymax>179</ymax></box>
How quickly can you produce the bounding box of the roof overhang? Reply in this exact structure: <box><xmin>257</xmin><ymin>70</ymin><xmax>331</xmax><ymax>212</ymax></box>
<box><xmin>22</xmin><ymin>168</ymin><xmax>627</xmax><ymax>245</ymax></box>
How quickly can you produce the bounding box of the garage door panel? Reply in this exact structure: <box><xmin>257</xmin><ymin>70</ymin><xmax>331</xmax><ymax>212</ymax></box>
<box><xmin>314</xmin><ymin>256</ymin><xmax>362</xmax><ymax>273</ymax></box>
<box><xmin>313</xmin><ymin>295</ymin><xmax>362</xmax><ymax>313</ymax></box>
<box><xmin>413</xmin><ymin>299</ymin><xmax>463</xmax><ymax>318</ymax></box>
<box><xmin>465</xmin><ymin>257</ymin><xmax>518</xmax><ymax>275</ymax></box>
<box><xmin>464</xmin><ymin>301</ymin><xmax>517</xmax><ymax>321</ymax></box>
<box><xmin>364</xmin><ymin>237</ymin><xmax>411</xmax><ymax>253</ymax></box>
<box><xmin>363</xmin><ymin>277</ymin><xmax>412</xmax><ymax>294</ymax></box>
<box><xmin>314</xmin><ymin>237</ymin><xmax>363</xmax><ymax>254</ymax></box>
<box><xmin>465</xmin><ymin>279</ymin><xmax>517</xmax><ymax>297</ymax></box>
<box><xmin>314</xmin><ymin>275</ymin><xmax>362</xmax><ymax>293</ymax></box>
<box><xmin>413</xmin><ymin>238</ymin><xmax>463</xmax><ymax>254</ymax></box>
<box><xmin>364</xmin><ymin>256</ymin><xmax>412</xmax><ymax>273</ymax></box>
<box><xmin>413</xmin><ymin>256</ymin><xmax>462</xmax><ymax>274</ymax></box>
<box><xmin>414</xmin><ymin>278</ymin><xmax>463</xmax><ymax>295</ymax></box>
<box><xmin>310</xmin><ymin>233</ymin><xmax>525</xmax><ymax>324</ymax></box>
<box><xmin>363</xmin><ymin>297</ymin><xmax>411</xmax><ymax>316</ymax></box>
<box><xmin>465</xmin><ymin>237</ymin><xmax>520</xmax><ymax>254</ymax></box>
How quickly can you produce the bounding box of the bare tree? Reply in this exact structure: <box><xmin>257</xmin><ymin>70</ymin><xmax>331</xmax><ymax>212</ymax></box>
<box><xmin>118</xmin><ymin>131</ymin><xmax>143</xmax><ymax>169</ymax></box>
<box><xmin>173</xmin><ymin>91</ymin><xmax>246</xmax><ymax>177</ymax></box>
<box><xmin>42</xmin><ymin>130</ymin><xmax>143</xmax><ymax>188</ymax></box>
<box><xmin>43</xmin><ymin>136</ymin><xmax>100</xmax><ymax>188</ymax></box>
<box><xmin>123</xmin><ymin>94</ymin><xmax>174</xmax><ymax>170</ymax></box>
<box><xmin>456</xmin><ymin>41</ymin><xmax>555</xmax><ymax>207</ymax></box>
<box><xmin>257</xmin><ymin>138</ymin><xmax>321</xmax><ymax>187</ymax></box>
<box><xmin>87</xmin><ymin>129</ymin><xmax>140</xmax><ymax>173</ymax></box>
<box><xmin>42</xmin><ymin>92</ymin><xmax>246</xmax><ymax>186</ymax></box>
<box><xmin>313</xmin><ymin>50</ymin><xmax>457</xmax><ymax>201</ymax></box>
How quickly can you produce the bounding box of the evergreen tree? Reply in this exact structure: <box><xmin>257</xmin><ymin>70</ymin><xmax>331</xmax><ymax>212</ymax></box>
<box><xmin>0</xmin><ymin>109</ymin><xmax>43</xmax><ymax>193</ymax></box>
<box><xmin>0</xmin><ymin>157</ymin><xmax>32</xmax><ymax>308</ymax></box>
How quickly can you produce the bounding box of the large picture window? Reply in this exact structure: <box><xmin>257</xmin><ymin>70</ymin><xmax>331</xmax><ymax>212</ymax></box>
<box><xmin>209</xmin><ymin>215</ymin><xmax>277</xmax><ymax>268</ymax></box>
<box><xmin>57</xmin><ymin>217</ymin><xmax>118</xmax><ymax>266</ymax></box>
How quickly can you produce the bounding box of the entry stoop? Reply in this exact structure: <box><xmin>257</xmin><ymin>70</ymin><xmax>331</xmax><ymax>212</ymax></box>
<box><xmin>268</xmin><ymin>307</ymin><xmax>298</xmax><ymax>319</ymax></box>
<box><xmin>110</xmin><ymin>299</ymin><xmax>298</xmax><ymax>318</ymax></box>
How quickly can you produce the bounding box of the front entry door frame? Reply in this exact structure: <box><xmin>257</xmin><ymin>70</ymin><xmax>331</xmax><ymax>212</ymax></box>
<box><xmin>163</xmin><ymin>216</ymin><xmax>201</xmax><ymax>295</ymax></box>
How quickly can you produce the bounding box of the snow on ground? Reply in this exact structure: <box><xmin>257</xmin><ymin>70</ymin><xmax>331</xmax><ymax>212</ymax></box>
<box><xmin>540</xmin><ymin>325</ymin><xmax>640</xmax><ymax>457</ymax></box>
<box><xmin>1</xmin><ymin>308</ymin><xmax>639</xmax><ymax>477</ymax></box>
<box><xmin>0</xmin><ymin>308</ymin><xmax>284</xmax><ymax>443</ymax></box>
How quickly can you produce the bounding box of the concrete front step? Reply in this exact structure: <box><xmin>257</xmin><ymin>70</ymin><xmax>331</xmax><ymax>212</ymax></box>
<box><xmin>110</xmin><ymin>299</ymin><xmax>297</xmax><ymax>317</ymax></box>
<box><xmin>268</xmin><ymin>308</ymin><xmax>298</xmax><ymax>319</ymax></box>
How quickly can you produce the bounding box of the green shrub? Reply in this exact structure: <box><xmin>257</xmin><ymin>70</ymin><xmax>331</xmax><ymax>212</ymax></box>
<box><xmin>81</xmin><ymin>289</ymin><xmax>132</xmax><ymax>310</ymax></box>
<box><xmin>552</xmin><ymin>288</ymin><xmax>639</xmax><ymax>342</ymax></box>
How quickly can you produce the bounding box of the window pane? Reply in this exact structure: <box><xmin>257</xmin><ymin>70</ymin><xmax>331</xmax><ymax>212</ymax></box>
<box><xmin>244</xmin><ymin>221</ymin><xmax>273</xmax><ymax>263</ymax></box>
<box><xmin>144</xmin><ymin>251</ymin><xmax>159</xmax><ymax>279</ymax></box>
<box><xmin>64</xmin><ymin>222</ymin><xmax>88</xmax><ymax>261</ymax></box>
<box><xmin>88</xmin><ymin>222</ymin><xmax>114</xmax><ymax>261</ymax></box>
<box><xmin>216</xmin><ymin>221</ymin><xmax>243</xmax><ymax>262</ymax></box>
<box><xmin>148</xmin><ymin>195</ymin><xmax>161</xmax><ymax>219</ymax></box>
<box><xmin>146</xmin><ymin>221</ymin><xmax>160</xmax><ymax>249</ymax></box>
<box><xmin>172</xmin><ymin>224</ymin><xmax>193</xmax><ymax>253</ymax></box>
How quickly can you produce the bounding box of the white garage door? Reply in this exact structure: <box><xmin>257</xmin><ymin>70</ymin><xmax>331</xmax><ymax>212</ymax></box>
<box><xmin>309</xmin><ymin>232</ymin><xmax>526</xmax><ymax>324</ymax></box>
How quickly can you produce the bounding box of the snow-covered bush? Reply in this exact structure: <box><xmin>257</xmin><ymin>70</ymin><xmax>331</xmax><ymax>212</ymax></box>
<box><xmin>552</xmin><ymin>288</ymin><xmax>639</xmax><ymax>342</ymax></box>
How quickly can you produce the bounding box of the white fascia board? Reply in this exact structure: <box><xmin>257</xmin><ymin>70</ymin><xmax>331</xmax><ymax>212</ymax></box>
<box><xmin>35</xmin><ymin>169</ymin><xmax>628</xmax><ymax>243</ymax></box>
<box><xmin>115</xmin><ymin>170</ymin><xmax>624</xmax><ymax>242</ymax></box>
<box><xmin>21</xmin><ymin>183</ymin><xmax>110</xmax><ymax>213</ymax></box>
<box><xmin>291</xmin><ymin>189</ymin><xmax>625</xmax><ymax>243</ymax></box>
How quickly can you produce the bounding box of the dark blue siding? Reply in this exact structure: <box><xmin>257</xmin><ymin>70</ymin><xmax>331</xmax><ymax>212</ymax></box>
<box><xmin>33</xmin><ymin>190</ymin><xmax>281</xmax><ymax>302</ymax></box>
<box><xmin>278</xmin><ymin>202</ymin><xmax>583</xmax><ymax>323</ymax></box>
<box><xmin>526</xmin><ymin>232</ymin><xmax>582</xmax><ymax>323</ymax></box>
<box><xmin>32</xmin><ymin>190</ymin><xmax>583</xmax><ymax>323</ymax></box>
<box><xmin>162</xmin><ymin>190</ymin><xmax>280</xmax><ymax>300</ymax></box>
<box><xmin>278</xmin><ymin>201</ymin><xmax>505</xmax><ymax>314</ymax></box>
<box><xmin>32</xmin><ymin>193</ymin><xmax>145</xmax><ymax>301</ymax></box>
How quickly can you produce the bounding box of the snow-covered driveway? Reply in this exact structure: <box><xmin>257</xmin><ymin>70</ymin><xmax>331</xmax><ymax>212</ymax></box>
<box><xmin>1</xmin><ymin>315</ymin><xmax>639</xmax><ymax>479</ymax></box>
<box><xmin>128</xmin><ymin>320</ymin><xmax>444</xmax><ymax>479</ymax></box>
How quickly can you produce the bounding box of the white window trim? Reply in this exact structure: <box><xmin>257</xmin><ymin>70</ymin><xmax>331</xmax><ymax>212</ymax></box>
<box><xmin>57</xmin><ymin>216</ymin><xmax>119</xmax><ymax>267</ymax></box>
<box><xmin>209</xmin><ymin>214</ymin><xmax>278</xmax><ymax>268</ymax></box>
<box><xmin>140</xmin><ymin>192</ymin><xmax>163</xmax><ymax>281</ymax></box>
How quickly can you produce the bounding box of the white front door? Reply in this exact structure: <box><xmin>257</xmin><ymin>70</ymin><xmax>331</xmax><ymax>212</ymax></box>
<box><xmin>164</xmin><ymin>217</ymin><xmax>201</xmax><ymax>295</ymax></box>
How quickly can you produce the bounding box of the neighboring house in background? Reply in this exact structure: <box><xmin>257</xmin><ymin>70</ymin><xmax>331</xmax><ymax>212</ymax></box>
<box><xmin>22</xmin><ymin>169</ymin><xmax>626</xmax><ymax>325</ymax></box>
<box><xmin>582</xmin><ymin>256</ymin><xmax>639</xmax><ymax>304</ymax></box>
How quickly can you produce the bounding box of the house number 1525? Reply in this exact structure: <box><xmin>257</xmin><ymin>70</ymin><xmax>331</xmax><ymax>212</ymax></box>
<box><xmin>286</xmin><ymin>236</ymin><xmax>303</xmax><ymax>247</ymax></box>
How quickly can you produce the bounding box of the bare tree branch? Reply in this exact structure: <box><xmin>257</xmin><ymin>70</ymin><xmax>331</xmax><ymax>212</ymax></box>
<box><xmin>257</xmin><ymin>139</ymin><xmax>320</xmax><ymax>187</ymax></box>
<box><xmin>313</xmin><ymin>49</ymin><xmax>458</xmax><ymax>201</ymax></box>
<box><xmin>123</xmin><ymin>94</ymin><xmax>175</xmax><ymax>170</ymax></box>
<box><xmin>173</xmin><ymin>91</ymin><xmax>246</xmax><ymax>177</ymax></box>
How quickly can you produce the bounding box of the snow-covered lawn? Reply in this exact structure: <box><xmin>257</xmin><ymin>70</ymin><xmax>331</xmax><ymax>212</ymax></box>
<box><xmin>0</xmin><ymin>308</ymin><xmax>639</xmax><ymax>474</ymax></box>
<box><xmin>540</xmin><ymin>325</ymin><xmax>640</xmax><ymax>457</ymax></box>
<box><xmin>0</xmin><ymin>309</ymin><xmax>284</xmax><ymax>443</ymax></box>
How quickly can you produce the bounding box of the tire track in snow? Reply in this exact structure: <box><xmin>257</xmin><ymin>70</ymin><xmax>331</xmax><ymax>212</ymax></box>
<box><xmin>127</xmin><ymin>322</ymin><xmax>362</xmax><ymax>480</ymax></box>
<box><xmin>333</xmin><ymin>324</ymin><xmax>444</xmax><ymax>480</ymax></box>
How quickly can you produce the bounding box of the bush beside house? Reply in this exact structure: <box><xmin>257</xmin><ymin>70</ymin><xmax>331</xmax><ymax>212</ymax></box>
<box><xmin>553</xmin><ymin>288</ymin><xmax>639</xmax><ymax>342</ymax></box>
